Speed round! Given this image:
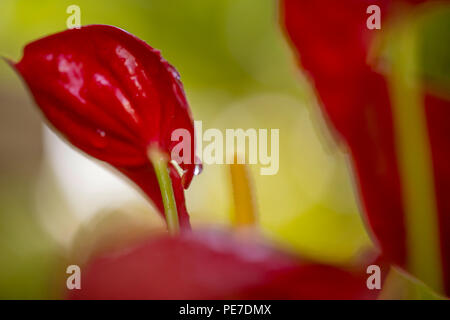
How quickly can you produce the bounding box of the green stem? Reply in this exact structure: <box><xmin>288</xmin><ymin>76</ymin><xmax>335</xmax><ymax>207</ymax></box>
<box><xmin>388</xmin><ymin>17</ymin><xmax>443</xmax><ymax>293</ymax></box>
<box><xmin>148</xmin><ymin>146</ymin><xmax>179</xmax><ymax>235</ymax></box>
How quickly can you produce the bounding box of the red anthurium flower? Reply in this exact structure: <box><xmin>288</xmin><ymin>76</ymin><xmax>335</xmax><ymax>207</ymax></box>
<box><xmin>68</xmin><ymin>231</ymin><xmax>383</xmax><ymax>300</ymax></box>
<box><xmin>10</xmin><ymin>25</ymin><xmax>197</xmax><ymax>229</ymax></box>
<box><xmin>281</xmin><ymin>0</ymin><xmax>450</xmax><ymax>294</ymax></box>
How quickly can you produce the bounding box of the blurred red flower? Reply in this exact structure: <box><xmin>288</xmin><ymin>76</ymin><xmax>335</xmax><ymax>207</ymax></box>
<box><xmin>68</xmin><ymin>231</ymin><xmax>383</xmax><ymax>300</ymax></box>
<box><xmin>281</xmin><ymin>0</ymin><xmax>450</xmax><ymax>294</ymax></box>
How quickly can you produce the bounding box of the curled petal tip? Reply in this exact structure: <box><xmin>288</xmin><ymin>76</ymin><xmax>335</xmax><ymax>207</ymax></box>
<box><xmin>2</xmin><ymin>56</ymin><xmax>16</xmax><ymax>69</ymax></box>
<box><xmin>181</xmin><ymin>167</ymin><xmax>195</xmax><ymax>189</ymax></box>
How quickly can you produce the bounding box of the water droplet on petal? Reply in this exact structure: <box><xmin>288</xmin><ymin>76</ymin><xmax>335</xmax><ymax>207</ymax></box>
<box><xmin>194</xmin><ymin>163</ymin><xmax>203</xmax><ymax>176</ymax></box>
<box><xmin>93</xmin><ymin>129</ymin><xmax>108</xmax><ymax>149</ymax></box>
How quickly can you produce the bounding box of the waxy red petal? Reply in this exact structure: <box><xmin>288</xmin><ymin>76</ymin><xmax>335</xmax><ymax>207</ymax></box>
<box><xmin>67</xmin><ymin>231</ymin><xmax>383</xmax><ymax>299</ymax></box>
<box><xmin>12</xmin><ymin>25</ymin><xmax>197</xmax><ymax>228</ymax></box>
<box><xmin>281</xmin><ymin>0</ymin><xmax>450</xmax><ymax>294</ymax></box>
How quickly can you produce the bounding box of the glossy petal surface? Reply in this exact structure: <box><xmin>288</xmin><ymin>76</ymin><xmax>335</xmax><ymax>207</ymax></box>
<box><xmin>13</xmin><ymin>25</ymin><xmax>196</xmax><ymax>228</ymax></box>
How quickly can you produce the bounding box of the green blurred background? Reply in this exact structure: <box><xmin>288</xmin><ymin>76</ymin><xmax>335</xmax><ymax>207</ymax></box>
<box><xmin>0</xmin><ymin>0</ymin><xmax>373</xmax><ymax>299</ymax></box>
